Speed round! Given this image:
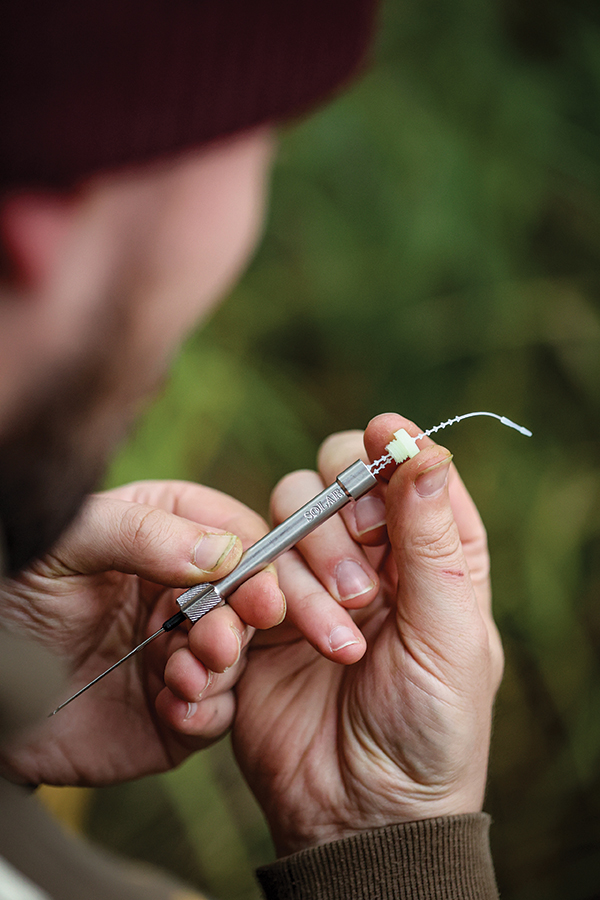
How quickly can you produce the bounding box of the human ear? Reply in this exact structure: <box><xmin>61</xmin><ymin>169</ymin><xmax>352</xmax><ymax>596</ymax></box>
<box><xmin>0</xmin><ymin>192</ymin><xmax>76</xmax><ymax>290</ymax></box>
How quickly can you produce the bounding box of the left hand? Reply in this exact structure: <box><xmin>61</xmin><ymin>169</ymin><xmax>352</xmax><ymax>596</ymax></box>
<box><xmin>232</xmin><ymin>414</ymin><xmax>503</xmax><ymax>856</ymax></box>
<box><xmin>0</xmin><ymin>480</ymin><xmax>284</xmax><ymax>786</ymax></box>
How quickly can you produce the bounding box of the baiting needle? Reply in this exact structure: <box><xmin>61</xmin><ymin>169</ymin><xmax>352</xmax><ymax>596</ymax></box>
<box><xmin>50</xmin><ymin>411</ymin><xmax>531</xmax><ymax>715</ymax></box>
<box><xmin>50</xmin><ymin>628</ymin><xmax>167</xmax><ymax>715</ymax></box>
<box><xmin>50</xmin><ymin>456</ymin><xmax>381</xmax><ymax>715</ymax></box>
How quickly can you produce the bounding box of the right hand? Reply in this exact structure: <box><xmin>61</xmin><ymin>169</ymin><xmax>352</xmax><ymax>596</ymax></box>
<box><xmin>232</xmin><ymin>414</ymin><xmax>504</xmax><ymax>856</ymax></box>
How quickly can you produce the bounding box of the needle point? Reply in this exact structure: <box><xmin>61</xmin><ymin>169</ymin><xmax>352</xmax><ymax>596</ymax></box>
<box><xmin>48</xmin><ymin>626</ymin><xmax>166</xmax><ymax>717</ymax></box>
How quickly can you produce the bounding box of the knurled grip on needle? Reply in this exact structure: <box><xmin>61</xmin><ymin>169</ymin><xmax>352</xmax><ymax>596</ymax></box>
<box><xmin>177</xmin><ymin>459</ymin><xmax>378</xmax><ymax>624</ymax></box>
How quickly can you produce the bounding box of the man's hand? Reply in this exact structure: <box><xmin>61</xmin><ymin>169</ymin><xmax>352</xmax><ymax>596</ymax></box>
<box><xmin>0</xmin><ymin>467</ymin><xmax>383</xmax><ymax>789</ymax></box>
<box><xmin>0</xmin><ymin>479</ymin><xmax>287</xmax><ymax>786</ymax></box>
<box><xmin>232</xmin><ymin>413</ymin><xmax>503</xmax><ymax>856</ymax></box>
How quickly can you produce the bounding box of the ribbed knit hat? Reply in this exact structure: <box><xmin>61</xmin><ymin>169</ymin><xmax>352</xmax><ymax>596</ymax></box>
<box><xmin>1</xmin><ymin>0</ymin><xmax>379</xmax><ymax>189</ymax></box>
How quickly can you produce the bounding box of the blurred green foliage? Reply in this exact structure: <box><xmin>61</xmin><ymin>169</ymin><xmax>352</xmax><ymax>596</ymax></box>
<box><xmin>87</xmin><ymin>0</ymin><xmax>600</xmax><ymax>897</ymax></box>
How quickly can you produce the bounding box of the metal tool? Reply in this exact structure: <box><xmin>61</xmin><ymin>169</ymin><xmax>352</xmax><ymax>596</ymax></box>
<box><xmin>50</xmin><ymin>411</ymin><xmax>532</xmax><ymax>716</ymax></box>
<box><xmin>50</xmin><ymin>457</ymin><xmax>381</xmax><ymax>715</ymax></box>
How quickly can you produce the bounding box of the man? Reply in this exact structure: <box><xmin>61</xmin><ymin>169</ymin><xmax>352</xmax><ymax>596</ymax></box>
<box><xmin>0</xmin><ymin>2</ymin><xmax>501</xmax><ymax>896</ymax></box>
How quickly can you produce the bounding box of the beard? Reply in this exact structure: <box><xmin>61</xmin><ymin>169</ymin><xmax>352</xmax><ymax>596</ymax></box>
<box><xmin>0</xmin><ymin>305</ymin><xmax>145</xmax><ymax>576</ymax></box>
<box><xmin>0</xmin><ymin>366</ymin><xmax>111</xmax><ymax>575</ymax></box>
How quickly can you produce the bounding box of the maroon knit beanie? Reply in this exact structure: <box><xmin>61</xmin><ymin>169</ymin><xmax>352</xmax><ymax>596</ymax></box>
<box><xmin>1</xmin><ymin>0</ymin><xmax>379</xmax><ymax>189</ymax></box>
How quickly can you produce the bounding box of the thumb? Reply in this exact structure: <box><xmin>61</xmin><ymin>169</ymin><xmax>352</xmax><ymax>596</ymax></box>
<box><xmin>46</xmin><ymin>495</ymin><xmax>242</xmax><ymax>585</ymax></box>
<box><xmin>386</xmin><ymin>445</ymin><xmax>483</xmax><ymax>659</ymax></box>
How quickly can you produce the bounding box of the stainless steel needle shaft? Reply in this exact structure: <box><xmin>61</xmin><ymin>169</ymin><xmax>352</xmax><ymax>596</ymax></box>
<box><xmin>50</xmin><ymin>458</ymin><xmax>378</xmax><ymax>715</ymax></box>
<box><xmin>50</xmin><ymin>628</ymin><xmax>165</xmax><ymax>715</ymax></box>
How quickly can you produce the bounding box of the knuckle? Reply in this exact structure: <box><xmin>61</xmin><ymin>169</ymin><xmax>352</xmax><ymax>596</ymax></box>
<box><xmin>273</xmin><ymin>469</ymin><xmax>315</xmax><ymax>495</ymax></box>
<box><xmin>270</xmin><ymin>470</ymin><xmax>318</xmax><ymax>519</ymax></box>
<box><xmin>317</xmin><ymin>430</ymin><xmax>363</xmax><ymax>469</ymax></box>
<box><xmin>411</xmin><ymin>515</ymin><xmax>462</xmax><ymax>566</ymax></box>
<box><xmin>120</xmin><ymin>505</ymin><xmax>169</xmax><ymax>555</ymax></box>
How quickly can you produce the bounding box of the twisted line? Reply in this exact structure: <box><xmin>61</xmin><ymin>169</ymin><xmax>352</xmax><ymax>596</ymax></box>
<box><xmin>367</xmin><ymin>411</ymin><xmax>531</xmax><ymax>475</ymax></box>
<box><xmin>420</xmin><ymin>411</ymin><xmax>532</xmax><ymax>440</ymax></box>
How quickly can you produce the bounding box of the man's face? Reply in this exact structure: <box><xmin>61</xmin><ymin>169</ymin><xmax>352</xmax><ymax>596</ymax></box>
<box><xmin>0</xmin><ymin>128</ymin><xmax>274</xmax><ymax>572</ymax></box>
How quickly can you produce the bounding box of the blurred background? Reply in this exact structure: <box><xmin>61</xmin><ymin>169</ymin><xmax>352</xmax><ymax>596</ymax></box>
<box><xmin>40</xmin><ymin>0</ymin><xmax>600</xmax><ymax>897</ymax></box>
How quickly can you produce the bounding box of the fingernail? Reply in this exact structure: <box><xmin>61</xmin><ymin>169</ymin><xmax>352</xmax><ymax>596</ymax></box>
<box><xmin>415</xmin><ymin>456</ymin><xmax>453</xmax><ymax>498</ymax></box>
<box><xmin>335</xmin><ymin>559</ymin><xmax>375</xmax><ymax>602</ymax></box>
<box><xmin>354</xmin><ymin>495</ymin><xmax>387</xmax><ymax>536</ymax></box>
<box><xmin>229</xmin><ymin>625</ymin><xmax>243</xmax><ymax>668</ymax></box>
<box><xmin>193</xmin><ymin>533</ymin><xmax>237</xmax><ymax>572</ymax></box>
<box><xmin>276</xmin><ymin>589</ymin><xmax>287</xmax><ymax>626</ymax></box>
<box><xmin>185</xmin><ymin>702</ymin><xmax>197</xmax><ymax>721</ymax></box>
<box><xmin>329</xmin><ymin>625</ymin><xmax>360</xmax><ymax>652</ymax></box>
<box><xmin>265</xmin><ymin>567</ymin><xmax>287</xmax><ymax>625</ymax></box>
<box><xmin>197</xmin><ymin>669</ymin><xmax>214</xmax><ymax>701</ymax></box>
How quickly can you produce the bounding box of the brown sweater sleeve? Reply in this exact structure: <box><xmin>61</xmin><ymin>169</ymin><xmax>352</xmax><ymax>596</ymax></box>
<box><xmin>256</xmin><ymin>814</ymin><xmax>499</xmax><ymax>900</ymax></box>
